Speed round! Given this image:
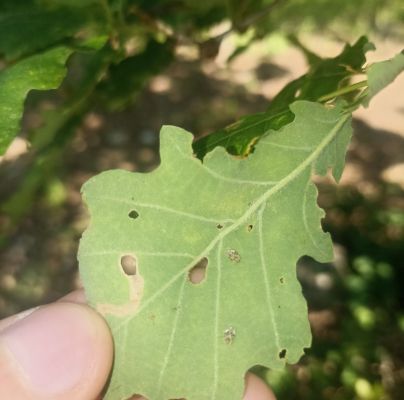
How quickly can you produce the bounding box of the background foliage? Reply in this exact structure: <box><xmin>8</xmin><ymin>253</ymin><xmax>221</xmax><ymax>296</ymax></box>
<box><xmin>0</xmin><ymin>0</ymin><xmax>403</xmax><ymax>399</ymax></box>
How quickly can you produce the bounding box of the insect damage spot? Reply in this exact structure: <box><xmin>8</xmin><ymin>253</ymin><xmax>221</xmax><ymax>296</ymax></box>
<box><xmin>121</xmin><ymin>254</ymin><xmax>137</xmax><ymax>276</ymax></box>
<box><xmin>247</xmin><ymin>224</ymin><xmax>253</xmax><ymax>232</ymax></box>
<box><xmin>128</xmin><ymin>209</ymin><xmax>139</xmax><ymax>219</ymax></box>
<box><xmin>216</xmin><ymin>223</ymin><xmax>223</xmax><ymax>229</ymax></box>
<box><xmin>227</xmin><ymin>249</ymin><xmax>241</xmax><ymax>263</ymax></box>
<box><xmin>278</xmin><ymin>349</ymin><xmax>287</xmax><ymax>359</ymax></box>
<box><xmin>279</xmin><ymin>277</ymin><xmax>285</xmax><ymax>284</ymax></box>
<box><xmin>188</xmin><ymin>257</ymin><xmax>208</xmax><ymax>284</ymax></box>
<box><xmin>224</xmin><ymin>327</ymin><xmax>236</xmax><ymax>344</ymax></box>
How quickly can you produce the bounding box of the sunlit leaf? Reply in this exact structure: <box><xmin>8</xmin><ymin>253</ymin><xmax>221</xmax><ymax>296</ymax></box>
<box><xmin>193</xmin><ymin>36</ymin><xmax>372</xmax><ymax>158</ymax></box>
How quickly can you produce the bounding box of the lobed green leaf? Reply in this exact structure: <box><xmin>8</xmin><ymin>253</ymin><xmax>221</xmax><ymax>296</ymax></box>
<box><xmin>79</xmin><ymin>101</ymin><xmax>352</xmax><ymax>400</ymax></box>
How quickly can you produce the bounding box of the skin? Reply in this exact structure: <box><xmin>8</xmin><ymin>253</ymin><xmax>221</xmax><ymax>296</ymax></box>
<box><xmin>0</xmin><ymin>290</ymin><xmax>276</xmax><ymax>400</ymax></box>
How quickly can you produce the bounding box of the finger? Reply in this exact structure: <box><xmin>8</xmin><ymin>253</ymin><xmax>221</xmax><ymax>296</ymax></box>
<box><xmin>0</xmin><ymin>307</ymin><xmax>40</xmax><ymax>333</ymax></box>
<box><xmin>0</xmin><ymin>290</ymin><xmax>87</xmax><ymax>333</ymax></box>
<box><xmin>244</xmin><ymin>372</ymin><xmax>277</xmax><ymax>400</ymax></box>
<box><xmin>0</xmin><ymin>302</ymin><xmax>113</xmax><ymax>400</ymax></box>
<box><xmin>58</xmin><ymin>289</ymin><xmax>86</xmax><ymax>304</ymax></box>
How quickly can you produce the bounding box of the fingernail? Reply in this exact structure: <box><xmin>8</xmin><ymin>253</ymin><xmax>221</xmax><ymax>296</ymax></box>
<box><xmin>1</xmin><ymin>303</ymin><xmax>98</xmax><ymax>395</ymax></box>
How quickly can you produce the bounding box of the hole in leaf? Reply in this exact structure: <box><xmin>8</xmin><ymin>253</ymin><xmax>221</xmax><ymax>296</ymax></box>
<box><xmin>216</xmin><ymin>223</ymin><xmax>223</xmax><ymax>229</ymax></box>
<box><xmin>279</xmin><ymin>349</ymin><xmax>287</xmax><ymax>359</ymax></box>
<box><xmin>279</xmin><ymin>277</ymin><xmax>285</xmax><ymax>284</ymax></box>
<box><xmin>120</xmin><ymin>255</ymin><xmax>137</xmax><ymax>276</ymax></box>
<box><xmin>128</xmin><ymin>210</ymin><xmax>139</xmax><ymax>219</ymax></box>
<box><xmin>247</xmin><ymin>224</ymin><xmax>253</xmax><ymax>232</ymax></box>
<box><xmin>188</xmin><ymin>257</ymin><xmax>208</xmax><ymax>284</ymax></box>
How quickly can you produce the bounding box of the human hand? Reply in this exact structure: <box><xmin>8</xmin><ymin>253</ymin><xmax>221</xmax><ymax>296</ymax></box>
<box><xmin>0</xmin><ymin>291</ymin><xmax>276</xmax><ymax>400</ymax></box>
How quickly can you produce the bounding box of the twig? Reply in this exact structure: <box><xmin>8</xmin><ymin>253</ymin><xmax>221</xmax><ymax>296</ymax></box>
<box><xmin>318</xmin><ymin>80</ymin><xmax>368</xmax><ymax>102</ymax></box>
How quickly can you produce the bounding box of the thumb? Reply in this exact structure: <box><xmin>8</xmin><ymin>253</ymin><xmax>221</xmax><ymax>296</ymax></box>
<box><xmin>0</xmin><ymin>302</ymin><xmax>113</xmax><ymax>400</ymax></box>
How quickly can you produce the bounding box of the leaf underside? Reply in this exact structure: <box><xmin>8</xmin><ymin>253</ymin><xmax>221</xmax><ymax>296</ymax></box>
<box><xmin>364</xmin><ymin>49</ymin><xmax>404</xmax><ymax>105</ymax></box>
<box><xmin>79</xmin><ymin>101</ymin><xmax>352</xmax><ymax>400</ymax></box>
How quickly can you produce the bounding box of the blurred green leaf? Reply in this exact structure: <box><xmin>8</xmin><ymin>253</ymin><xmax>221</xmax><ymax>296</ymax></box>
<box><xmin>96</xmin><ymin>39</ymin><xmax>174</xmax><ymax>110</ymax></box>
<box><xmin>297</xmin><ymin>36</ymin><xmax>372</xmax><ymax>101</ymax></box>
<box><xmin>0</xmin><ymin>1</ymin><xmax>108</xmax><ymax>60</ymax></box>
<box><xmin>0</xmin><ymin>47</ymin><xmax>72</xmax><ymax>155</ymax></box>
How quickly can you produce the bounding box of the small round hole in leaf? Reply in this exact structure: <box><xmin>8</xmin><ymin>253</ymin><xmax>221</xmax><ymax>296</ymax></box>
<box><xmin>188</xmin><ymin>257</ymin><xmax>208</xmax><ymax>284</ymax></box>
<box><xmin>279</xmin><ymin>349</ymin><xmax>287</xmax><ymax>359</ymax></box>
<box><xmin>128</xmin><ymin>210</ymin><xmax>139</xmax><ymax>219</ymax></box>
<box><xmin>121</xmin><ymin>255</ymin><xmax>137</xmax><ymax>276</ymax></box>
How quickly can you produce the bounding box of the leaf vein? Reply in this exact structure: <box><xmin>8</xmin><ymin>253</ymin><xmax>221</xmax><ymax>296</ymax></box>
<box><xmin>156</xmin><ymin>275</ymin><xmax>187</xmax><ymax>397</ymax></box>
<box><xmin>85</xmin><ymin>195</ymin><xmax>232</xmax><ymax>224</ymax></box>
<box><xmin>258</xmin><ymin>205</ymin><xmax>281</xmax><ymax>348</ymax></box>
<box><xmin>168</xmin><ymin>133</ymin><xmax>279</xmax><ymax>186</ymax></box>
<box><xmin>260</xmin><ymin>141</ymin><xmax>313</xmax><ymax>151</ymax></box>
<box><xmin>80</xmin><ymin>250</ymin><xmax>195</xmax><ymax>258</ymax></box>
<box><xmin>212</xmin><ymin>240</ymin><xmax>222</xmax><ymax>399</ymax></box>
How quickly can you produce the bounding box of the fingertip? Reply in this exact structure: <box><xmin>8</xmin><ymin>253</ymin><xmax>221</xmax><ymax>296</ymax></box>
<box><xmin>0</xmin><ymin>302</ymin><xmax>113</xmax><ymax>400</ymax></box>
<box><xmin>244</xmin><ymin>372</ymin><xmax>277</xmax><ymax>400</ymax></box>
<box><xmin>58</xmin><ymin>289</ymin><xmax>87</xmax><ymax>304</ymax></box>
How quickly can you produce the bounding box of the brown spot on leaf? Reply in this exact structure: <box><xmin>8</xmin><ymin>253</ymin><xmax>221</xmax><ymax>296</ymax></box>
<box><xmin>227</xmin><ymin>249</ymin><xmax>241</xmax><ymax>263</ymax></box>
